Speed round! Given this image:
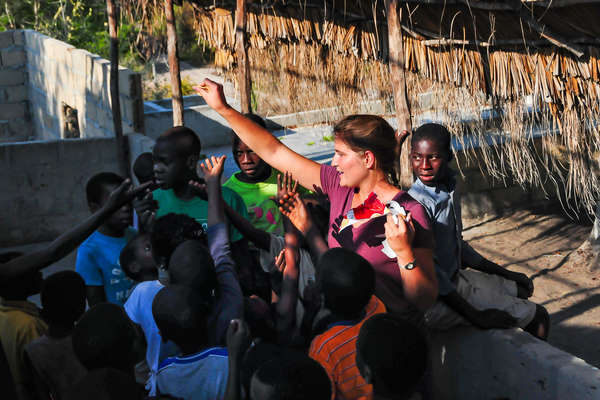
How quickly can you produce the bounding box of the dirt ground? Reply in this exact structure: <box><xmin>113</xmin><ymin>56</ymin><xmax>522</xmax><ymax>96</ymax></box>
<box><xmin>462</xmin><ymin>206</ymin><xmax>600</xmax><ymax>368</ymax></box>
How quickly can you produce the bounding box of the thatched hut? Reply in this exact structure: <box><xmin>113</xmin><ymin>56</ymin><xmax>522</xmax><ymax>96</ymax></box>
<box><xmin>131</xmin><ymin>0</ymin><xmax>600</xmax><ymax>215</ymax></box>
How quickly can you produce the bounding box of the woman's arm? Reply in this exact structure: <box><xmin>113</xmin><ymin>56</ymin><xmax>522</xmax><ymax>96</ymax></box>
<box><xmin>196</xmin><ymin>80</ymin><xmax>322</xmax><ymax>190</ymax></box>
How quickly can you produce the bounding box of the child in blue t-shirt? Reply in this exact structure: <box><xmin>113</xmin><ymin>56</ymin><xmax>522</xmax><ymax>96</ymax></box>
<box><xmin>76</xmin><ymin>172</ymin><xmax>136</xmax><ymax>306</ymax></box>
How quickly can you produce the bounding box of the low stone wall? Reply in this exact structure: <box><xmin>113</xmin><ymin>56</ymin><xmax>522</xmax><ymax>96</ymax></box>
<box><xmin>0</xmin><ymin>138</ymin><xmax>119</xmax><ymax>246</ymax></box>
<box><xmin>144</xmin><ymin>103</ymin><xmax>235</xmax><ymax>147</ymax></box>
<box><xmin>0</xmin><ymin>30</ymin><xmax>29</xmax><ymax>142</ymax></box>
<box><xmin>431</xmin><ymin>327</ymin><xmax>600</xmax><ymax>399</ymax></box>
<box><xmin>452</xmin><ymin>139</ymin><xmax>554</xmax><ymax>219</ymax></box>
<box><xmin>23</xmin><ymin>30</ymin><xmax>144</xmax><ymax>140</ymax></box>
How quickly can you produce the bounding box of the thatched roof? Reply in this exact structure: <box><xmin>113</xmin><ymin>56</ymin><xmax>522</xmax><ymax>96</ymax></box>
<box><xmin>130</xmin><ymin>0</ymin><xmax>600</xmax><ymax>212</ymax></box>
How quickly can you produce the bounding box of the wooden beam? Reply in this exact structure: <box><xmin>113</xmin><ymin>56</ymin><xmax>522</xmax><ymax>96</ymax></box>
<box><xmin>236</xmin><ymin>0</ymin><xmax>252</xmax><ymax>114</ymax></box>
<box><xmin>401</xmin><ymin>0</ymin><xmax>600</xmax><ymax>10</ymax></box>
<box><xmin>106</xmin><ymin>0</ymin><xmax>129</xmax><ymax>177</ymax></box>
<box><xmin>386</xmin><ymin>0</ymin><xmax>413</xmax><ymax>189</ymax></box>
<box><xmin>165</xmin><ymin>0</ymin><xmax>184</xmax><ymax>126</ymax></box>
<box><xmin>507</xmin><ymin>0</ymin><xmax>586</xmax><ymax>58</ymax></box>
<box><xmin>423</xmin><ymin>37</ymin><xmax>600</xmax><ymax>47</ymax></box>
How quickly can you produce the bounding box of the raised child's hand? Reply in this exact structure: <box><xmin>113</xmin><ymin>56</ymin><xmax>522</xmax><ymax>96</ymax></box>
<box><xmin>199</xmin><ymin>155</ymin><xmax>226</xmax><ymax>186</ymax></box>
<box><xmin>384</xmin><ymin>212</ymin><xmax>415</xmax><ymax>260</ymax></box>
<box><xmin>107</xmin><ymin>179</ymin><xmax>154</xmax><ymax>211</ymax></box>
<box><xmin>226</xmin><ymin>319</ymin><xmax>252</xmax><ymax>363</ymax></box>
<box><xmin>275</xmin><ymin>172</ymin><xmax>298</xmax><ymax>204</ymax></box>
<box><xmin>279</xmin><ymin>193</ymin><xmax>311</xmax><ymax>235</ymax></box>
<box><xmin>274</xmin><ymin>248</ymin><xmax>286</xmax><ymax>273</ymax></box>
<box><xmin>194</xmin><ymin>79</ymin><xmax>229</xmax><ymax>114</ymax></box>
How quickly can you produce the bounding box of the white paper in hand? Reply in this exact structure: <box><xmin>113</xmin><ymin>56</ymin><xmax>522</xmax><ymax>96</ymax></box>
<box><xmin>381</xmin><ymin>201</ymin><xmax>408</xmax><ymax>259</ymax></box>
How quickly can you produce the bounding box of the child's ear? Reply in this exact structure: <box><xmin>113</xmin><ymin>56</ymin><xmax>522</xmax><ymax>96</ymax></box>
<box><xmin>129</xmin><ymin>261</ymin><xmax>141</xmax><ymax>276</ymax></box>
<box><xmin>157</xmin><ymin>330</ymin><xmax>168</xmax><ymax>343</ymax></box>
<box><xmin>89</xmin><ymin>202</ymin><xmax>101</xmax><ymax>213</ymax></box>
<box><xmin>186</xmin><ymin>154</ymin><xmax>199</xmax><ymax>172</ymax></box>
<box><xmin>361</xmin><ymin>364</ymin><xmax>373</xmax><ymax>384</ymax></box>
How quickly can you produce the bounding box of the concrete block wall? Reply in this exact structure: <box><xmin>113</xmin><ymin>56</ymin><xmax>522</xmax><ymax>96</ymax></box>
<box><xmin>452</xmin><ymin>141</ymin><xmax>554</xmax><ymax>219</ymax></box>
<box><xmin>431</xmin><ymin>327</ymin><xmax>600</xmax><ymax>399</ymax></box>
<box><xmin>0</xmin><ymin>30</ymin><xmax>30</xmax><ymax>143</ymax></box>
<box><xmin>23</xmin><ymin>30</ymin><xmax>144</xmax><ymax>140</ymax></box>
<box><xmin>0</xmin><ymin>138</ymin><xmax>119</xmax><ymax>246</ymax></box>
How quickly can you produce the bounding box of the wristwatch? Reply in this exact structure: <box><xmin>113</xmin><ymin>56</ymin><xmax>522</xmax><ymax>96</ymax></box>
<box><xmin>402</xmin><ymin>260</ymin><xmax>416</xmax><ymax>270</ymax></box>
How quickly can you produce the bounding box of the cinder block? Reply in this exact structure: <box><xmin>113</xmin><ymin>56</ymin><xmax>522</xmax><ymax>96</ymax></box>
<box><xmin>23</xmin><ymin>30</ymin><xmax>40</xmax><ymax>50</ymax></box>
<box><xmin>118</xmin><ymin>70</ymin><xmax>132</xmax><ymax>95</ymax></box>
<box><xmin>0</xmin><ymin>69</ymin><xmax>25</xmax><ymax>86</ymax></box>
<box><xmin>1</xmin><ymin>49</ymin><xmax>26</xmax><ymax>67</ymax></box>
<box><xmin>85</xmin><ymin>103</ymin><xmax>98</xmax><ymax>121</ymax></box>
<box><xmin>27</xmin><ymin>31</ymin><xmax>49</xmax><ymax>56</ymax></box>
<box><xmin>461</xmin><ymin>191</ymin><xmax>495</xmax><ymax>218</ymax></box>
<box><xmin>457</xmin><ymin>170</ymin><xmax>496</xmax><ymax>193</ymax></box>
<box><xmin>12</xmin><ymin>30</ymin><xmax>24</xmax><ymax>46</ymax></box>
<box><xmin>7</xmin><ymin>117</ymin><xmax>33</xmax><ymax>139</ymax></box>
<box><xmin>3</xmin><ymin>85</ymin><xmax>28</xmax><ymax>102</ymax></box>
<box><xmin>0</xmin><ymin>31</ymin><xmax>14</xmax><ymax>49</ymax></box>
<box><xmin>71</xmin><ymin>49</ymin><xmax>91</xmax><ymax>77</ymax></box>
<box><xmin>44</xmin><ymin>38</ymin><xmax>74</xmax><ymax>61</ymax></box>
<box><xmin>0</xmin><ymin>102</ymin><xmax>26</xmax><ymax>119</ymax></box>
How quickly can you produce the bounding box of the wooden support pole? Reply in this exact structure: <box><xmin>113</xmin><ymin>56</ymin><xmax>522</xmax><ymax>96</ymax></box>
<box><xmin>106</xmin><ymin>0</ymin><xmax>129</xmax><ymax>177</ymax></box>
<box><xmin>165</xmin><ymin>0</ymin><xmax>184</xmax><ymax>126</ymax></box>
<box><xmin>386</xmin><ymin>0</ymin><xmax>413</xmax><ymax>189</ymax></box>
<box><xmin>236</xmin><ymin>0</ymin><xmax>252</xmax><ymax>114</ymax></box>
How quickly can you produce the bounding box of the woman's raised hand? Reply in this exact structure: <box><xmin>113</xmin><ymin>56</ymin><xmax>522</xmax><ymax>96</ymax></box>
<box><xmin>194</xmin><ymin>78</ymin><xmax>229</xmax><ymax>113</ymax></box>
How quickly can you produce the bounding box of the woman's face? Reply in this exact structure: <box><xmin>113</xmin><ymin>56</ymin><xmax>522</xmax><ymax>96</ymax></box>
<box><xmin>331</xmin><ymin>138</ymin><xmax>368</xmax><ymax>187</ymax></box>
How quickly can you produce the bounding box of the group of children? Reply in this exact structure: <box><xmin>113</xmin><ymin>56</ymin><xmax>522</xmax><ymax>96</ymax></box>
<box><xmin>0</xmin><ymin>116</ymin><xmax>549</xmax><ymax>400</ymax></box>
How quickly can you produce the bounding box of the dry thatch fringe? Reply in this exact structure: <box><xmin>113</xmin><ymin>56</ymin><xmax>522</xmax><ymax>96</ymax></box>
<box><xmin>217</xmin><ymin>37</ymin><xmax>600</xmax><ymax>214</ymax></box>
<box><xmin>125</xmin><ymin>4</ymin><xmax>600</xmax><ymax>214</ymax></box>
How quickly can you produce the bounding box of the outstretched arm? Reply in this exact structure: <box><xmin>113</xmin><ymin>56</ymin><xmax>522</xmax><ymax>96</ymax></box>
<box><xmin>195</xmin><ymin>80</ymin><xmax>321</xmax><ymax>190</ymax></box>
<box><xmin>199</xmin><ymin>156</ymin><xmax>244</xmax><ymax>344</ymax></box>
<box><xmin>224</xmin><ymin>319</ymin><xmax>252</xmax><ymax>400</ymax></box>
<box><xmin>275</xmin><ymin>232</ymin><xmax>300</xmax><ymax>344</ymax></box>
<box><xmin>0</xmin><ymin>180</ymin><xmax>153</xmax><ymax>279</ymax></box>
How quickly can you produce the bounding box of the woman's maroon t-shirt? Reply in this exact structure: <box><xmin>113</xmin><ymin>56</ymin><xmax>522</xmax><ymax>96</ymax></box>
<box><xmin>320</xmin><ymin>164</ymin><xmax>434</xmax><ymax>314</ymax></box>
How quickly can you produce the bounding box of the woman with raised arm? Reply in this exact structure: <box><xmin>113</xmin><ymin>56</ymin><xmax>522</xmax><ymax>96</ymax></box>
<box><xmin>196</xmin><ymin>80</ymin><xmax>437</xmax><ymax>315</ymax></box>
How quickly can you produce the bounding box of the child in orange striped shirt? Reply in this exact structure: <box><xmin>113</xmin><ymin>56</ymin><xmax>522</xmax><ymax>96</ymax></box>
<box><xmin>309</xmin><ymin>248</ymin><xmax>386</xmax><ymax>400</ymax></box>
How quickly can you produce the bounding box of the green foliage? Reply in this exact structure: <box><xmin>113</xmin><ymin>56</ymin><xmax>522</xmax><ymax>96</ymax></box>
<box><xmin>144</xmin><ymin>76</ymin><xmax>198</xmax><ymax>101</ymax></box>
<box><xmin>322</xmin><ymin>135</ymin><xmax>334</xmax><ymax>142</ymax></box>
<box><xmin>1</xmin><ymin>0</ymin><xmax>144</xmax><ymax>69</ymax></box>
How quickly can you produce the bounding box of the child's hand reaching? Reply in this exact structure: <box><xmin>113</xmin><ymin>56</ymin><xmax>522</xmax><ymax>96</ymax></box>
<box><xmin>275</xmin><ymin>171</ymin><xmax>298</xmax><ymax>204</ymax></box>
<box><xmin>279</xmin><ymin>193</ymin><xmax>312</xmax><ymax>235</ymax></box>
<box><xmin>107</xmin><ymin>179</ymin><xmax>154</xmax><ymax>211</ymax></box>
<box><xmin>199</xmin><ymin>155</ymin><xmax>226</xmax><ymax>186</ymax></box>
<box><xmin>274</xmin><ymin>248</ymin><xmax>286</xmax><ymax>273</ymax></box>
<box><xmin>226</xmin><ymin>319</ymin><xmax>252</xmax><ymax>364</ymax></box>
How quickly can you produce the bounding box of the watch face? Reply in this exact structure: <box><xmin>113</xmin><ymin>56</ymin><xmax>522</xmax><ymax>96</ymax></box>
<box><xmin>405</xmin><ymin>262</ymin><xmax>416</xmax><ymax>270</ymax></box>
